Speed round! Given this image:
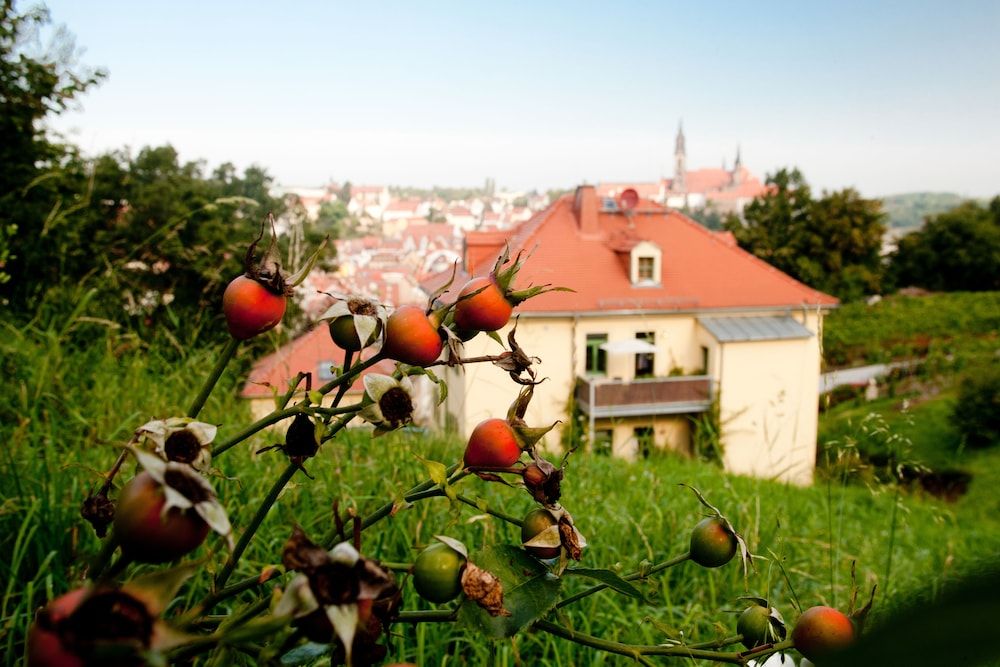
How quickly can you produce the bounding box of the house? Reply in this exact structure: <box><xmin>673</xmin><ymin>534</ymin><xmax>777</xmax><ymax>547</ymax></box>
<box><xmin>240</xmin><ymin>325</ymin><xmax>397</xmax><ymax>422</ymax></box>
<box><xmin>436</xmin><ymin>185</ymin><xmax>837</xmax><ymax>485</ymax></box>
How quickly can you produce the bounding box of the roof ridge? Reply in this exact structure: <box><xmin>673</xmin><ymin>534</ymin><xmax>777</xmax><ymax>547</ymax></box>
<box><xmin>667</xmin><ymin>211</ymin><xmax>838</xmax><ymax>305</ymax></box>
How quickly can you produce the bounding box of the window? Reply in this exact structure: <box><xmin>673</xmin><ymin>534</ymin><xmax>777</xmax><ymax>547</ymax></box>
<box><xmin>700</xmin><ymin>346</ymin><xmax>710</xmax><ymax>375</ymax></box>
<box><xmin>593</xmin><ymin>429</ymin><xmax>613</xmax><ymax>456</ymax></box>
<box><xmin>637</xmin><ymin>256</ymin><xmax>655</xmax><ymax>281</ymax></box>
<box><xmin>585</xmin><ymin>334</ymin><xmax>607</xmax><ymax>375</ymax></box>
<box><xmin>630</xmin><ymin>241</ymin><xmax>662</xmax><ymax>286</ymax></box>
<box><xmin>317</xmin><ymin>361</ymin><xmax>337</xmax><ymax>382</ymax></box>
<box><xmin>634</xmin><ymin>426</ymin><xmax>654</xmax><ymax>459</ymax></box>
<box><xmin>635</xmin><ymin>332</ymin><xmax>655</xmax><ymax>378</ymax></box>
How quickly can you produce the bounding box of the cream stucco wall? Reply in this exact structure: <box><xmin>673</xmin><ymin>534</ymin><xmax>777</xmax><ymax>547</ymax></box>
<box><xmin>449</xmin><ymin>312</ymin><xmax>710</xmax><ymax>449</ymax></box>
<box><xmin>445</xmin><ymin>308</ymin><xmax>824</xmax><ymax>484</ymax></box>
<box><xmin>708</xmin><ymin>311</ymin><xmax>822</xmax><ymax>485</ymax></box>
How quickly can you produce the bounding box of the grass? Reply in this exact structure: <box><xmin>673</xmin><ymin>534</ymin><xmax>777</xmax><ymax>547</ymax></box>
<box><xmin>3</xmin><ymin>304</ymin><xmax>1000</xmax><ymax>665</ymax></box>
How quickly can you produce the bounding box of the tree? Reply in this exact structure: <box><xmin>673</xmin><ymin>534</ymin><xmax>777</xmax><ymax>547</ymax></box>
<box><xmin>724</xmin><ymin>168</ymin><xmax>886</xmax><ymax>301</ymax></box>
<box><xmin>0</xmin><ymin>1</ymin><xmax>104</xmax><ymax>290</ymax></box>
<box><xmin>888</xmin><ymin>198</ymin><xmax>1000</xmax><ymax>292</ymax></box>
<box><xmin>314</xmin><ymin>200</ymin><xmax>348</xmax><ymax>240</ymax></box>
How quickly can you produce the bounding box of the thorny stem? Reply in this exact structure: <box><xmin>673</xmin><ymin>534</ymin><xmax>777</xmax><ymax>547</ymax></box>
<box><xmin>402</xmin><ymin>488</ymin><xmax>524</xmax><ymax>527</ymax></box>
<box><xmin>323</xmin><ymin>463</ymin><xmax>462</xmax><ymax>548</ymax></box>
<box><xmin>395</xmin><ymin>609</ymin><xmax>458</xmax><ymax>623</ymax></box>
<box><xmin>212</xmin><ymin>349</ymin><xmax>379</xmax><ymax>458</ymax></box>
<box><xmin>534</xmin><ymin>619</ymin><xmax>794</xmax><ymax>665</ymax></box>
<box><xmin>308</xmin><ymin>402</ymin><xmax>365</xmax><ymax>417</ymax></box>
<box><xmin>330</xmin><ymin>348</ymin><xmax>355</xmax><ymax>408</ymax></box>
<box><xmin>316</xmin><ymin>352</ymin><xmax>385</xmax><ymax>395</ymax></box>
<box><xmin>212</xmin><ymin>406</ymin><xmax>304</xmax><ymax>457</ymax></box>
<box><xmin>88</xmin><ymin>530</ymin><xmax>121</xmax><ymax>581</ymax></box>
<box><xmin>168</xmin><ymin>598</ymin><xmax>273</xmax><ymax>662</ymax></box>
<box><xmin>97</xmin><ymin>449</ymin><xmax>129</xmax><ymax>496</ymax></box>
<box><xmin>188</xmin><ymin>337</ymin><xmax>240</xmax><ymax>419</ymax></box>
<box><xmin>212</xmin><ymin>403</ymin><xmax>363</xmax><ymax>458</ymax></box>
<box><xmin>556</xmin><ymin>552</ymin><xmax>691</xmax><ymax>609</ymax></box>
<box><xmin>185</xmin><ymin>568</ymin><xmax>284</xmax><ymax>623</ymax></box>
<box><xmin>215</xmin><ymin>462</ymin><xmax>298</xmax><ymax>589</ymax></box>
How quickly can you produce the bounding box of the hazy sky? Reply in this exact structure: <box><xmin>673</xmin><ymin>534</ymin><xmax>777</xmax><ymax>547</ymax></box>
<box><xmin>39</xmin><ymin>1</ymin><xmax>1000</xmax><ymax>198</ymax></box>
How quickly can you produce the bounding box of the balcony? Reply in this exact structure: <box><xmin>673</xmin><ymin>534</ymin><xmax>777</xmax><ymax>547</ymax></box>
<box><xmin>575</xmin><ymin>375</ymin><xmax>713</xmax><ymax>418</ymax></box>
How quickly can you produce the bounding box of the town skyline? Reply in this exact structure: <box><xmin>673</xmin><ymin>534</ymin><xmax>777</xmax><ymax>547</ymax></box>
<box><xmin>41</xmin><ymin>0</ymin><xmax>1000</xmax><ymax>199</ymax></box>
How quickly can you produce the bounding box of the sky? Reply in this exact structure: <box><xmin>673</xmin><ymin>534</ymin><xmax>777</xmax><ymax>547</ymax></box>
<box><xmin>36</xmin><ymin>0</ymin><xmax>1000</xmax><ymax>198</ymax></box>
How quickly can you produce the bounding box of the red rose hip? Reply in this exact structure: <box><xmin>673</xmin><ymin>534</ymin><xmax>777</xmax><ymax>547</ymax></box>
<box><xmin>381</xmin><ymin>305</ymin><xmax>444</xmax><ymax>366</ymax></box>
<box><xmin>113</xmin><ymin>471</ymin><xmax>210</xmax><ymax>563</ymax></box>
<box><xmin>454</xmin><ymin>276</ymin><xmax>513</xmax><ymax>332</ymax></box>
<box><xmin>792</xmin><ymin>605</ymin><xmax>855</xmax><ymax>661</ymax></box>
<box><xmin>464</xmin><ymin>418</ymin><xmax>521</xmax><ymax>468</ymax></box>
<box><xmin>222</xmin><ymin>275</ymin><xmax>287</xmax><ymax>339</ymax></box>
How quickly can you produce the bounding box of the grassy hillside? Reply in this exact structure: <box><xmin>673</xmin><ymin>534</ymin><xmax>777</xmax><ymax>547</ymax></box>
<box><xmin>822</xmin><ymin>291</ymin><xmax>1000</xmax><ymax>367</ymax></box>
<box><xmin>880</xmin><ymin>192</ymin><xmax>970</xmax><ymax>228</ymax></box>
<box><xmin>3</xmin><ymin>305</ymin><xmax>1000</xmax><ymax>664</ymax></box>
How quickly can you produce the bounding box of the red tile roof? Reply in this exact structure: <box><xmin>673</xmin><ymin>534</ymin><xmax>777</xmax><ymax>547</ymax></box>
<box><xmin>384</xmin><ymin>198</ymin><xmax>423</xmax><ymax>213</ymax></box>
<box><xmin>464</xmin><ymin>229</ymin><xmax>516</xmax><ymax>276</ymax></box>
<box><xmin>241</xmin><ymin>326</ymin><xmax>395</xmax><ymax>399</ymax></box>
<box><xmin>447</xmin><ymin>188</ymin><xmax>836</xmax><ymax>313</ymax></box>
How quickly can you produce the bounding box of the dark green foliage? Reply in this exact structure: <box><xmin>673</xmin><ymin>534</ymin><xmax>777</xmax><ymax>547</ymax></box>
<box><xmin>684</xmin><ymin>204</ymin><xmax>724</xmax><ymax>230</ymax></box>
<box><xmin>952</xmin><ymin>365</ymin><xmax>1000</xmax><ymax>450</ymax></box>
<box><xmin>725</xmin><ymin>168</ymin><xmax>886</xmax><ymax>301</ymax></box>
<box><xmin>888</xmin><ymin>198</ymin><xmax>1000</xmax><ymax>292</ymax></box>
<box><xmin>0</xmin><ymin>2</ymin><xmax>105</xmax><ymax>287</ymax></box>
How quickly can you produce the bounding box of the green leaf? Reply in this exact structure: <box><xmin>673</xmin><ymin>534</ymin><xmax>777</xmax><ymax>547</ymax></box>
<box><xmin>416</xmin><ymin>455</ymin><xmax>447</xmax><ymax>486</ymax></box>
<box><xmin>564</xmin><ymin>568</ymin><xmax>645</xmax><ymax>601</ymax></box>
<box><xmin>281</xmin><ymin>642</ymin><xmax>329</xmax><ymax>665</ymax></box>
<box><xmin>457</xmin><ymin>544</ymin><xmax>562</xmax><ymax>639</ymax></box>
<box><xmin>307</xmin><ymin>390</ymin><xmax>323</xmax><ymax>406</ymax></box>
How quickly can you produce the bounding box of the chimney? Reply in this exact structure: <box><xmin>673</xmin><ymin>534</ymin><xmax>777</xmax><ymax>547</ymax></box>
<box><xmin>573</xmin><ymin>185</ymin><xmax>599</xmax><ymax>237</ymax></box>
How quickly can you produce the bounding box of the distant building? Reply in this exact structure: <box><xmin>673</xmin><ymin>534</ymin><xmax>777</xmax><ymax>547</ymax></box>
<box><xmin>347</xmin><ymin>185</ymin><xmax>390</xmax><ymax>219</ymax></box>
<box><xmin>598</xmin><ymin>123</ymin><xmax>769</xmax><ymax>217</ymax></box>
<box><xmin>433</xmin><ymin>186</ymin><xmax>837</xmax><ymax>485</ymax></box>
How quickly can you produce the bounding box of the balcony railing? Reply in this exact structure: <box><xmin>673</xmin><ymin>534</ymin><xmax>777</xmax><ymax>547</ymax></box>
<box><xmin>575</xmin><ymin>375</ymin><xmax>713</xmax><ymax>418</ymax></box>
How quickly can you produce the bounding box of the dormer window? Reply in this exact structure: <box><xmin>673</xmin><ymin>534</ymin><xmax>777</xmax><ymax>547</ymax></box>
<box><xmin>637</xmin><ymin>257</ymin><xmax>655</xmax><ymax>281</ymax></box>
<box><xmin>630</xmin><ymin>241</ymin><xmax>662</xmax><ymax>286</ymax></box>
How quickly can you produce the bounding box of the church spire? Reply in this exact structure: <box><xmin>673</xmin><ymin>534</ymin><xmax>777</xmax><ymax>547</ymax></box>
<box><xmin>731</xmin><ymin>145</ymin><xmax>744</xmax><ymax>186</ymax></box>
<box><xmin>673</xmin><ymin>120</ymin><xmax>686</xmax><ymax>192</ymax></box>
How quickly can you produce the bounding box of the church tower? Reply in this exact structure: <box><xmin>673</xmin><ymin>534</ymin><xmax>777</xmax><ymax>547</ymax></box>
<box><xmin>731</xmin><ymin>145</ymin><xmax>744</xmax><ymax>186</ymax></box>
<box><xmin>673</xmin><ymin>121</ymin><xmax>686</xmax><ymax>192</ymax></box>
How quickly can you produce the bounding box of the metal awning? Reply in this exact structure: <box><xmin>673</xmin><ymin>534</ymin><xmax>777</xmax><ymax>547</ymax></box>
<box><xmin>599</xmin><ymin>339</ymin><xmax>658</xmax><ymax>354</ymax></box>
<box><xmin>698</xmin><ymin>315</ymin><xmax>813</xmax><ymax>343</ymax></box>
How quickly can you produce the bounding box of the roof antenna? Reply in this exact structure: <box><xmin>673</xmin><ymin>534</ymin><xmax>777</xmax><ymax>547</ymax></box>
<box><xmin>618</xmin><ymin>188</ymin><xmax>638</xmax><ymax>228</ymax></box>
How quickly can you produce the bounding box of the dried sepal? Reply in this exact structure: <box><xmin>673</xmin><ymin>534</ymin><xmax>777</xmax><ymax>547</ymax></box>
<box><xmin>523</xmin><ymin>458</ymin><xmax>563</xmax><ymax>505</ymax></box>
<box><xmin>135</xmin><ymin>417</ymin><xmax>217</xmax><ymax>471</ymax></box>
<box><xmin>359</xmin><ymin>374</ymin><xmax>416</xmax><ymax>435</ymax></box>
<box><xmin>80</xmin><ymin>489</ymin><xmax>115</xmax><ymax>538</ymax></box>
<box><xmin>461</xmin><ymin>562</ymin><xmax>510</xmax><ymax>617</ymax></box>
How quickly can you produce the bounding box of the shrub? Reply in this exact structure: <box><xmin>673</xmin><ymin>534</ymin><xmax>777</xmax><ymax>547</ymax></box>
<box><xmin>952</xmin><ymin>365</ymin><xmax>1000</xmax><ymax>449</ymax></box>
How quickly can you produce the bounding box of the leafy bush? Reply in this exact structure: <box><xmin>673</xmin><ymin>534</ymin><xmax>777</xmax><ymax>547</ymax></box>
<box><xmin>952</xmin><ymin>365</ymin><xmax>1000</xmax><ymax>450</ymax></box>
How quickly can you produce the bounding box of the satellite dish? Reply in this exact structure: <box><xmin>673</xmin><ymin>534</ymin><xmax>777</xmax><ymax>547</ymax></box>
<box><xmin>618</xmin><ymin>188</ymin><xmax>639</xmax><ymax>211</ymax></box>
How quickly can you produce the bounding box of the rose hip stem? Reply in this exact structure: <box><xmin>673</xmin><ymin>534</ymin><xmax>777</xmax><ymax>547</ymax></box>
<box><xmin>215</xmin><ymin>461</ymin><xmax>298</xmax><ymax>589</ymax></box>
<box><xmin>187</xmin><ymin>337</ymin><xmax>240</xmax><ymax>419</ymax></box>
